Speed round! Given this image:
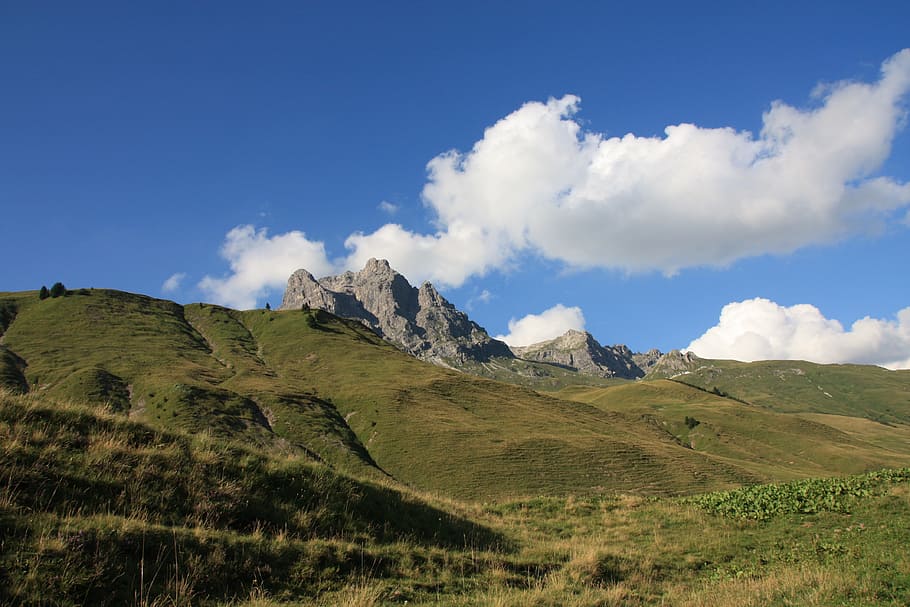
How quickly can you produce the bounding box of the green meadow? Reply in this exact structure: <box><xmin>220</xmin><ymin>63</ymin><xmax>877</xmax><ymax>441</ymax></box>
<box><xmin>2</xmin><ymin>288</ymin><xmax>910</xmax><ymax>605</ymax></box>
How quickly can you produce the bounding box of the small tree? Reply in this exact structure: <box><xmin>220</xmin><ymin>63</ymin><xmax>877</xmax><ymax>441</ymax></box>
<box><xmin>265</xmin><ymin>302</ymin><xmax>271</xmax><ymax>311</ymax></box>
<box><xmin>49</xmin><ymin>282</ymin><xmax>66</xmax><ymax>298</ymax></box>
<box><xmin>38</xmin><ymin>286</ymin><xmax>49</xmax><ymax>300</ymax></box>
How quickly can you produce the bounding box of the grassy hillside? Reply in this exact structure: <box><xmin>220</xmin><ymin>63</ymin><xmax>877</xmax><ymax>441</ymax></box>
<box><xmin>0</xmin><ymin>290</ymin><xmax>381</xmax><ymax>476</ymax></box>
<box><xmin>0</xmin><ymin>389</ymin><xmax>504</xmax><ymax>606</ymax></box>
<box><xmin>234</xmin><ymin>307</ymin><xmax>760</xmax><ymax>498</ymax></box>
<box><xmin>3</xmin><ymin>388</ymin><xmax>910</xmax><ymax>606</ymax></box>
<box><xmin>3</xmin><ymin>287</ymin><xmax>910</xmax><ymax>501</ymax></box>
<box><xmin>5</xmin><ymin>286</ymin><xmax>910</xmax><ymax>604</ymax></box>
<box><xmin>647</xmin><ymin>357</ymin><xmax>910</xmax><ymax>424</ymax></box>
<box><xmin>555</xmin><ymin>379</ymin><xmax>910</xmax><ymax>481</ymax></box>
<box><xmin>0</xmin><ymin>289</ymin><xmax>762</xmax><ymax>499</ymax></box>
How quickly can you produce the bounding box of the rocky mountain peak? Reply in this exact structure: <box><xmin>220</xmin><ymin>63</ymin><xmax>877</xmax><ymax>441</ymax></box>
<box><xmin>632</xmin><ymin>348</ymin><xmax>664</xmax><ymax>373</ymax></box>
<box><xmin>552</xmin><ymin>329</ymin><xmax>592</xmax><ymax>347</ymax></box>
<box><xmin>364</xmin><ymin>257</ymin><xmax>393</xmax><ymax>273</ymax></box>
<box><xmin>280</xmin><ymin>260</ymin><xmax>512</xmax><ymax>365</ymax></box>
<box><xmin>644</xmin><ymin>349</ymin><xmax>702</xmax><ymax>378</ymax></box>
<box><xmin>512</xmin><ymin>329</ymin><xmax>646</xmax><ymax>379</ymax></box>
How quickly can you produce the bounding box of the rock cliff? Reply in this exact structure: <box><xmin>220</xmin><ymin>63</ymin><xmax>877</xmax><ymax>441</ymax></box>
<box><xmin>511</xmin><ymin>329</ymin><xmax>647</xmax><ymax>379</ymax></box>
<box><xmin>280</xmin><ymin>259</ymin><xmax>513</xmax><ymax>365</ymax></box>
<box><xmin>643</xmin><ymin>350</ymin><xmax>702</xmax><ymax>378</ymax></box>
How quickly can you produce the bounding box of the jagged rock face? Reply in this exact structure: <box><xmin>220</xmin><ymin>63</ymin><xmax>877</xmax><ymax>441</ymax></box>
<box><xmin>632</xmin><ymin>348</ymin><xmax>664</xmax><ymax>373</ymax></box>
<box><xmin>644</xmin><ymin>350</ymin><xmax>702</xmax><ymax>378</ymax></box>
<box><xmin>511</xmin><ymin>329</ymin><xmax>646</xmax><ymax>379</ymax></box>
<box><xmin>280</xmin><ymin>259</ymin><xmax>512</xmax><ymax>365</ymax></box>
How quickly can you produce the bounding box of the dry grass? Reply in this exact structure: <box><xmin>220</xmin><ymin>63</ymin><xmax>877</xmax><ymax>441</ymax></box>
<box><xmin>671</xmin><ymin>564</ymin><xmax>858</xmax><ymax>607</ymax></box>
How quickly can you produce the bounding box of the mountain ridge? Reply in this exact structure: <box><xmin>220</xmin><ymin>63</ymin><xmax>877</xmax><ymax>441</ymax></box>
<box><xmin>511</xmin><ymin>329</ymin><xmax>649</xmax><ymax>379</ymax></box>
<box><xmin>280</xmin><ymin>259</ymin><xmax>662</xmax><ymax>381</ymax></box>
<box><xmin>280</xmin><ymin>258</ymin><xmax>512</xmax><ymax>366</ymax></box>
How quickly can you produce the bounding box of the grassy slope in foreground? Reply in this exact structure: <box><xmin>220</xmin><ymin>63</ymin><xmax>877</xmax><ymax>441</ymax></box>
<box><xmin>3</xmin><ymin>389</ymin><xmax>910</xmax><ymax>606</ymax></box>
<box><xmin>0</xmin><ymin>389</ymin><xmax>504</xmax><ymax>606</ymax></box>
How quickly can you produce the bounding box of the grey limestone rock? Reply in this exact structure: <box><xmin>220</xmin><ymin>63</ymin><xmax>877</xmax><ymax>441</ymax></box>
<box><xmin>280</xmin><ymin>259</ymin><xmax>512</xmax><ymax>364</ymax></box>
<box><xmin>511</xmin><ymin>329</ymin><xmax>646</xmax><ymax>379</ymax></box>
<box><xmin>632</xmin><ymin>348</ymin><xmax>664</xmax><ymax>373</ymax></box>
<box><xmin>644</xmin><ymin>350</ymin><xmax>702</xmax><ymax>378</ymax></box>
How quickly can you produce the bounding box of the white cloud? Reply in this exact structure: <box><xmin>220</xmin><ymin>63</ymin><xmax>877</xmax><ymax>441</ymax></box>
<box><xmin>199</xmin><ymin>51</ymin><xmax>910</xmax><ymax>308</ymax></box>
<box><xmin>495</xmin><ymin>304</ymin><xmax>586</xmax><ymax>347</ymax></box>
<box><xmin>343</xmin><ymin>49</ymin><xmax>910</xmax><ymax>282</ymax></box>
<box><xmin>378</xmin><ymin>200</ymin><xmax>399</xmax><ymax>214</ymax></box>
<box><xmin>161</xmin><ymin>272</ymin><xmax>186</xmax><ymax>293</ymax></box>
<box><xmin>687</xmin><ymin>298</ymin><xmax>910</xmax><ymax>370</ymax></box>
<box><xmin>198</xmin><ymin>225</ymin><xmax>335</xmax><ymax>309</ymax></box>
<box><xmin>343</xmin><ymin>221</ymin><xmax>512</xmax><ymax>287</ymax></box>
<box><xmin>465</xmin><ymin>289</ymin><xmax>493</xmax><ymax>311</ymax></box>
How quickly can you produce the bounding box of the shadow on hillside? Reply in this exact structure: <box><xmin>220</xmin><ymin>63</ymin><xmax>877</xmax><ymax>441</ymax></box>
<box><xmin>0</xmin><ymin>510</ymin><xmax>502</xmax><ymax>606</ymax></box>
<box><xmin>0</xmin><ymin>394</ymin><xmax>509</xmax><ymax>555</ymax></box>
<box><xmin>351</xmin><ymin>480</ymin><xmax>511</xmax><ymax>551</ymax></box>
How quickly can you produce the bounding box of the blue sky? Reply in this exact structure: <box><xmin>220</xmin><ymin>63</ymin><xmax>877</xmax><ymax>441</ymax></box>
<box><xmin>2</xmin><ymin>2</ymin><xmax>909</xmax><ymax>367</ymax></box>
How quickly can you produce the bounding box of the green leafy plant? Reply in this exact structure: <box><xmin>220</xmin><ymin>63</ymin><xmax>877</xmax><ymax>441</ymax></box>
<box><xmin>687</xmin><ymin>468</ymin><xmax>910</xmax><ymax>520</ymax></box>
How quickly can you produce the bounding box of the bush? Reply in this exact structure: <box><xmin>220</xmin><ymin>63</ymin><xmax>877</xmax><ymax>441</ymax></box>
<box><xmin>38</xmin><ymin>286</ymin><xmax>49</xmax><ymax>300</ymax></box>
<box><xmin>50</xmin><ymin>282</ymin><xmax>67</xmax><ymax>298</ymax></box>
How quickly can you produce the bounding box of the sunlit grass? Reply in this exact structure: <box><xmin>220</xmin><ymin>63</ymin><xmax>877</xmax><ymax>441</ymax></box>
<box><xmin>3</xmin><ymin>287</ymin><xmax>910</xmax><ymax>605</ymax></box>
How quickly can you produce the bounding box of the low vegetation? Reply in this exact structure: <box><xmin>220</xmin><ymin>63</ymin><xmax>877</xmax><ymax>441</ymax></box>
<box><xmin>650</xmin><ymin>358</ymin><xmax>910</xmax><ymax>425</ymax></box>
<box><xmin>3</xmin><ymin>287</ymin><xmax>910</xmax><ymax>605</ymax></box>
<box><xmin>3</xmin><ymin>389</ymin><xmax>910</xmax><ymax>606</ymax></box>
<box><xmin>687</xmin><ymin>468</ymin><xmax>910</xmax><ymax>520</ymax></box>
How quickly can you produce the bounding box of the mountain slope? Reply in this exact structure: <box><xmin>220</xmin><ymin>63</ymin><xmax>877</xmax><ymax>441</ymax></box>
<box><xmin>3</xmin><ymin>287</ymin><xmax>910</xmax><ymax>501</ymax></box>
<box><xmin>0</xmin><ymin>288</ymin><xmax>754</xmax><ymax>498</ymax></box>
<box><xmin>646</xmin><ymin>351</ymin><xmax>910</xmax><ymax>424</ymax></box>
<box><xmin>234</xmin><ymin>306</ymin><xmax>765</xmax><ymax>498</ymax></box>
<box><xmin>6</xmin><ymin>388</ymin><xmax>910</xmax><ymax>607</ymax></box>
<box><xmin>0</xmin><ymin>289</ymin><xmax>379</xmax><ymax>475</ymax></box>
<box><xmin>0</xmin><ymin>389</ymin><xmax>503</xmax><ymax>605</ymax></box>
<box><xmin>512</xmin><ymin>329</ymin><xmax>646</xmax><ymax>379</ymax></box>
<box><xmin>555</xmin><ymin>380</ymin><xmax>910</xmax><ymax>480</ymax></box>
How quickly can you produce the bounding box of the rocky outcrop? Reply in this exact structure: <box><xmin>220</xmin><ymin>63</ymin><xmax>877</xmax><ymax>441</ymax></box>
<box><xmin>632</xmin><ymin>348</ymin><xmax>664</xmax><ymax>374</ymax></box>
<box><xmin>644</xmin><ymin>350</ymin><xmax>702</xmax><ymax>378</ymax></box>
<box><xmin>511</xmin><ymin>329</ymin><xmax>646</xmax><ymax>379</ymax></box>
<box><xmin>280</xmin><ymin>259</ymin><xmax>512</xmax><ymax>365</ymax></box>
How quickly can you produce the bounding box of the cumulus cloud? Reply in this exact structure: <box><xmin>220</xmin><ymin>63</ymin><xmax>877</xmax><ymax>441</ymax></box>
<box><xmin>465</xmin><ymin>289</ymin><xmax>493</xmax><ymax>311</ymax></box>
<box><xmin>198</xmin><ymin>225</ymin><xmax>335</xmax><ymax>309</ymax></box>
<box><xmin>343</xmin><ymin>221</ymin><xmax>513</xmax><ymax>287</ymax></box>
<box><xmin>199</xmin><ymin>51</ymin><xmax>910</xmax><ymax>308</ymax></box>
<box><xmin>343</xmin><ymin>49</ymin><xmax>910</xmax><ymax>282</ymax></box>
<box><xmin>495</xmin><ymin>304</ymin><xmax>586</xmax><ymax>347</ymax></box>
<box><xmin>687</xmin><ymin>298</ymin><xmax>910</xmax><ymax>370</ymax></box>
<box><xmin>378</xmin><ymin>200</ymin><xmax>399</xmax><ymax>215</ymax></box>
<box><xmin>161</xmin><ymin>272</ymin><xmax>186</xmax><ymax>293</ymax></box>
